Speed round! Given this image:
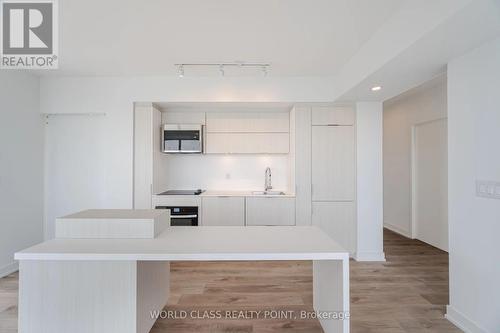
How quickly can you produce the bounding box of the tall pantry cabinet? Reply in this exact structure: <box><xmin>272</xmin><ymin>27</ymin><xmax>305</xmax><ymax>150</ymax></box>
<box><xmin>133</xmin><ymin>103</ymin><xmax>166</xmax><ymax>209</ymax></box>
<box><xmin>294</xmin><ymin>105</ymin><xmax>356</xmax><ymax>255</ymax></box>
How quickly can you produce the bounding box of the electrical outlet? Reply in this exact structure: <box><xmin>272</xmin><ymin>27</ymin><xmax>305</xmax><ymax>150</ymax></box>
<box><xmin>476</xmin><ymin>180</ymin><xmax>500</xmax><ymax>200</ymax></box>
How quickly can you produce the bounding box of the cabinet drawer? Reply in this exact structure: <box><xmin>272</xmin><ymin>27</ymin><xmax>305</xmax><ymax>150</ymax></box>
<box><xmin>312</xmin><ymin>106</ymin><xmax>355</xmax><ymax>126</ymax></box>
<box><xmin>246</xmin><ymin>197</ymin><xmax>295</xmax><ymax>226</ymax></box>
<box><xmin>152</xmin><ymin>195</ymin><xmax>201</xmax><ymax>208</ymax></box>
<box><xmin>202</xmin><ymin>197</ymin><xmax>245</xmax><ymax>226</ymax></box>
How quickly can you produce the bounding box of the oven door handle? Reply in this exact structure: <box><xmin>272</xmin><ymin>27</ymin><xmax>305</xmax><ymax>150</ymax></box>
<box><xmin>171</xmin><ymin>215</ymin><xmax>198</xmax><ymax>219</ymax></box>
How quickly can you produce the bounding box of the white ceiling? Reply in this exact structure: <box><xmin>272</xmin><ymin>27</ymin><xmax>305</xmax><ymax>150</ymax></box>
<box><xmin>337</xmin><ymin>0</ymin><xmax>500</xmax><ymax>101</ymax></box>
<box><xmin>40</xmin><ymin>0</ymin><xmax>500</xmax><ymax>103</ymax></box>
<box><xmin>54</xmin><ymin>0</ymin><xmax>403</xmax><ymax>76</ymax></box>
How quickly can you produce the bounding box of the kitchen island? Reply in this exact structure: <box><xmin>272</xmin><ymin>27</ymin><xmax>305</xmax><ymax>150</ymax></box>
<box><xmin>15</xmin><ymin>226</ymin><xmax>349</xmax><ymax>333</ymax></box>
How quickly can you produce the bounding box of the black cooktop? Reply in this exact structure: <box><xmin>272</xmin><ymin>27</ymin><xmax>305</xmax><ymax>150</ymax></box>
<box><xmin>158</xmin><ymin>189</ymin><xmax>204</xmax><ymax>195</ymax></box>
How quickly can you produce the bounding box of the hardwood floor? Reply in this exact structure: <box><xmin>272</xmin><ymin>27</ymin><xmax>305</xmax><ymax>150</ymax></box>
<box><xmin>0</xmin><ymin>229</ymin><xmax>461</xmax><ymax>333</ymax></box>
<box><xmin>0</xmin><ymin>271</ymin><xmax>17</xmax><ymax>333</ymax></box>
<box><xmin>349</xmin><ymin>229</ymin><xmax>460</xmax><ymax>333</ymax></box>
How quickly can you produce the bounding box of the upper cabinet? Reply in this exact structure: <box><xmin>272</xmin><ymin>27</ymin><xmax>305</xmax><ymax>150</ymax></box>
<box><xmin>205</xmin><ymin>112</ymin><xmax>290</xmax><ymax>154</ymax></box>
<box><xmin>206</xmin><ymin>112</ymin><xmax>289</xmax><ymax>133</ymax></box>
<box><xmin>311</xmin><ymin>106</ymin><xmax>355</xmax><ymax>126</ymax></box>
<box><xmin>162</xmin><ymin>112</ymin><xmax>206</xmax><ymax>125</ymax></box>
<box><xmin>206</xmin><ymin>133</ymin><xmax>289</xmax><ymax>154</ymax></box>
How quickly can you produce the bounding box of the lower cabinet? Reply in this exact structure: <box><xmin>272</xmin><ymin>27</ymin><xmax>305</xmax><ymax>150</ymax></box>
<box><xmin>246</xmin><ymin>197</ymin><xmax>295</xmax><ymax>226</ymax></box>
<box><xmin>312</xmin><ymin>201</ymin><xmax>355</xmax><ymax>255</ymax></box>
<box><xmin>201</xmin><ymin>197</ymin><xmax>245</xmax><ymax>226</ymax></box>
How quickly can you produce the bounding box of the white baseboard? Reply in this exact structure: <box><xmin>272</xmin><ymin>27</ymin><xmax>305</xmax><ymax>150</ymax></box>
<box><xmin>354</xmin><ymin>252</ymin><xmax>386</xmax><ymax>262</ymax></box>
<box><xmin>383</xmin><ymin>223</ymin><xmax>412</xmax><ymax>238</ymax></box>
<box><xmin>0</xmin><ymin>261</ymin><xmax>18</xmax><ymax>278</ymax></box>
<box><xmin>446</xmin><ymin>305</ymin><xmax>488</xmax><ymax>333</ymax></box>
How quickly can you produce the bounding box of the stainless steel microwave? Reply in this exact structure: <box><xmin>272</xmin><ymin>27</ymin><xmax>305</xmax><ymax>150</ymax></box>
<box><xmin>162</xmin><ymin>124</ymin><xmax>203</xmax><ymax>153</ymax></box>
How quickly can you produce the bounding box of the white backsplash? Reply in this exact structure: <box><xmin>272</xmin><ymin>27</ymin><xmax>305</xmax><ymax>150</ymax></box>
<box><xmin>163</xmin><ymin>154</ymin><xmax>290</xmax><ymax>191</ymax></box>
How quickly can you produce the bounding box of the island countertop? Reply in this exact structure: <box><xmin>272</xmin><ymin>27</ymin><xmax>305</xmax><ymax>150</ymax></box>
<box><xmin>15</xmin><ymin>226</ymin><xmax>348</xmax><ymax>261</ymax></box>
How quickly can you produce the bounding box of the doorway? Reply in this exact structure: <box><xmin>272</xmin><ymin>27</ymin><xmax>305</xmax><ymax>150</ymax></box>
<box><xmin>411</xmin><ymin>118</ymin><xmax>448</xmax><ymax>251</ymax></box>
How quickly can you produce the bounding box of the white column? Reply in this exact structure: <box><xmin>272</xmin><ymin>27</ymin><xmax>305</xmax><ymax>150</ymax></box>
<box><xmin>355</xmin><ymin>102</ymin><xmax>385</xmax><ymax>261</ymax></box>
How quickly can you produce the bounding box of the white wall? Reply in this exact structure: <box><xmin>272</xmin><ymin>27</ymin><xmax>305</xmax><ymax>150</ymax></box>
<box><xmin>44</xmin><ymin>114</ymin><xmax>108</xmax><ymax>239</ymax></box>
<box><xmin>355</xmin><ymin>102</ymin><xmax>385</xmax><ymax>261</ymax></box>
<box><xmin>446</xmin><ymin>37</ymin><xmax>500</xmax><ymax>333</ymax></box>
<box><xmin>0</xmin><ymin>72</ymin><xmax>44</xmax><ymax>277</ymax></box>
<box><xmin>383</xmin><ymin>75</ymin><xmax>447</xmax><ymax>237</ymax></box>
<box><xmin>164</xmin><ymin>154</ymin><xmax>289</xmax><ymax>192</ymax></box>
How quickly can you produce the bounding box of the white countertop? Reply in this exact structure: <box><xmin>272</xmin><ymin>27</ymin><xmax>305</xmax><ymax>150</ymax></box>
<box><xmin>200</xmin><ymin>190</ymin><xmax>295</xmax><ymax>197</ymax></box>
<box><xmin>15</xmin><ymin>226</ymin><xmax>347</xmax><ymax>261</ymax></box>
<box><xmin>59</xmin><ymin>209</ymin><xmax>167</xmax><ymax>219</ymax></box>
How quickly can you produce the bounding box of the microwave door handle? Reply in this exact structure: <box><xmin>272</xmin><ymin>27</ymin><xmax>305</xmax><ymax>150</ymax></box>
<box><xmin>171</xmin><ymin>215</ymin><xmax>198</xmax><ymax>219</ymax></box>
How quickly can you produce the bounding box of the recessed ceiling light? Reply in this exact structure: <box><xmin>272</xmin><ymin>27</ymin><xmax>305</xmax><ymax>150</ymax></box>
<box><xmin>371</xmin><ymin>86</ymin><xmax>382</xmax><ymax>91</ymax></box>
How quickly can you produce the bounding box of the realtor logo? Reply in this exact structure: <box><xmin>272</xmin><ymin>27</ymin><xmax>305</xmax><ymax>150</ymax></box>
<box><xmin>1</xmin><ymin>0</ymin><xmax>58</xmax><ymax>69</ymax></box>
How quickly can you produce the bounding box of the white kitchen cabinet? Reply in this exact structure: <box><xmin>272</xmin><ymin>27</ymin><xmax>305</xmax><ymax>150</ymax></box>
<box><xmin>312</xmin><ymin>125</ymin><xmax>355</xmax><ymax>201</ymax></box>
<box><xmin>202</xmin><ymin>197</ymin><xmax>245</xmax><ymax>226</ymax></box>
<box><xmin>205</xmin><ymin>112</ymin><xmax>290</xmax><ymax>154</ymax></box>
<box><xmin>134</xmin><ymin>103</ymin><xmax>166</xmax><ymax>209</ymax></box>
<box><xmin>206</xmin><ymin>133</ymin><xmax>289</xmax><ymax>154</ymax></box>
<box><xmin>162</xmin><ymin>111</ymin><xmax>206</xmax><ymax>125</ymax></box>
<box><xmin>246</xmin><ymin>197</ymin><xmax>295</xmax><ymax>226</ymax></box>
<box><xmin>206</xmin><ymin>112</ymin><xmax>289</xmax><ymax>133</ymax></box>
<box><xmin>152</xmin><ymin>195</ymin><xmax>201</xmax><ymax>209</ymax></box>
<box><xmin>312</xmin><ymin>106</ymin><xmax>355</xmax><ymax>126</ymax></box>
<box><xmin>312</xmin><ymin>201</ymin><xmax>355</xmax><ymax>255</ymax></box>
<box><xmin>293</xmin><ymin>107</ymin><xmax>312</xmax><ymax>226</ymax></box>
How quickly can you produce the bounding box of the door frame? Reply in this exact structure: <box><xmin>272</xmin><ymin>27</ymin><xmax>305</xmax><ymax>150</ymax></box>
<box><xmin>410</xmin><ymin>117</ymin><xmax>447</xmax><ymax>239</ymax></box>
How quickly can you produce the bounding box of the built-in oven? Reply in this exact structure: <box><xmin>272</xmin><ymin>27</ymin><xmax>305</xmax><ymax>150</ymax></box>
<box><xmin>162</xmin><ymin>124</ymin><xmax>203</xmax><ymax>154</ymax></box>
<box><xmin>155</xmin><ymin>206</ymin><xmax>198</xmax><ymax>226</ymax></box>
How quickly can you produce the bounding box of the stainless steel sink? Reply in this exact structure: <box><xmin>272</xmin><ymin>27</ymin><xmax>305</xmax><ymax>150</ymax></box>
<box><xmin>251</xmin><ymin>191</ymin><xmax>286</xmax><ymax>196</ymax></box>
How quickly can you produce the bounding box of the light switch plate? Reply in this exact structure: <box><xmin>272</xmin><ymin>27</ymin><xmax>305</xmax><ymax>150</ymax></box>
<box><xmin>476</xmin><ymin>180</ymin><xmax>500</xmax><ymax>200</ymax></box>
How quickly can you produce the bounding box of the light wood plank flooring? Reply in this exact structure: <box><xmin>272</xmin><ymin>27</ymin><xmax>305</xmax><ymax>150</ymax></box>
<box><xmin>0</xmin><ymin>229</ymin><xmax>461</xmax><ymax>333</ymax></box>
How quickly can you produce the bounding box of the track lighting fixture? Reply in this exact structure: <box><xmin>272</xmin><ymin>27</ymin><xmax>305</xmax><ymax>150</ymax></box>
<box><xmin>174</xmin><ymin>62</ymin><xmax>271</xmax><ymax>77</ymax></box>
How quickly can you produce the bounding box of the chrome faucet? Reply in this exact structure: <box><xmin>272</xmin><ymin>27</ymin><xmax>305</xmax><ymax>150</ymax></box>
<box><xmin>265</xmin><ymin>167</ymin><xmax>272</xmax><ymax>191</ymax></box>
